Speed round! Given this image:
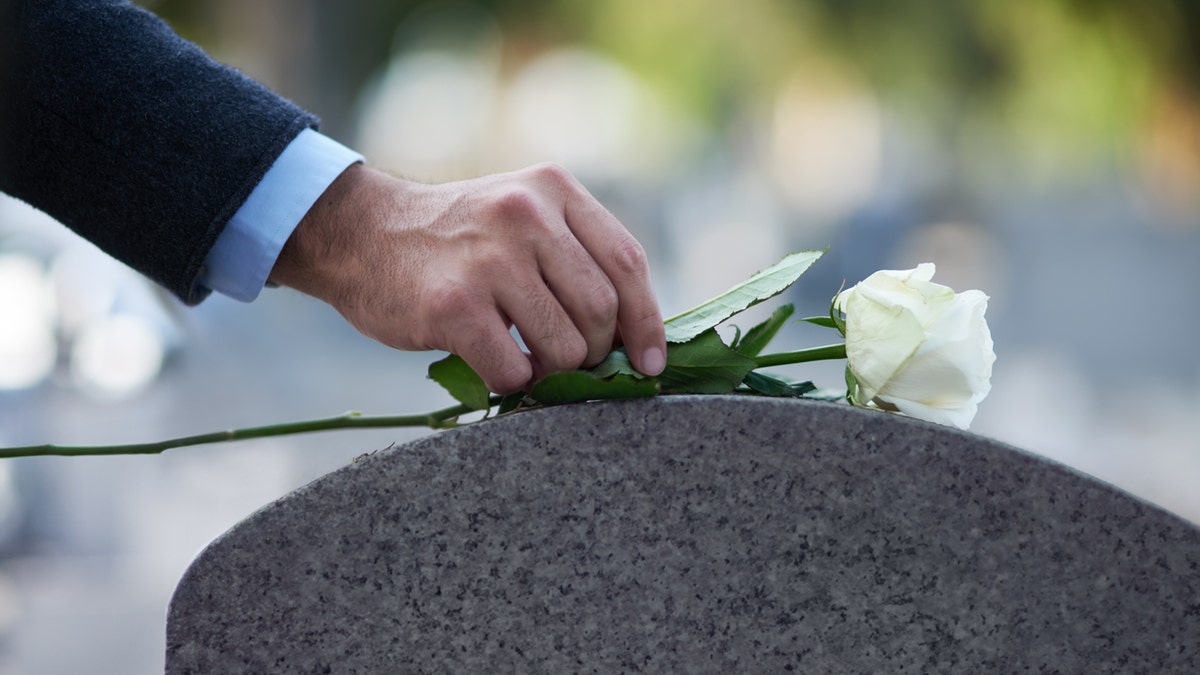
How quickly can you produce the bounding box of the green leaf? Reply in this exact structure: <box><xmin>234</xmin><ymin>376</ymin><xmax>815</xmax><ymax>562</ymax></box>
<box><xmin>829</xmin><ymin>287</ymin><xmax>847</xmax><ymax>337</ymax></box>
<box><xmin>735</xmin><ymin>304</ymin><xmax>795</xmax><ymax>357</ymax></box>
<box><xmin>589</xmin><ymin>348</ymin><xmax>641</xmax><ymax>379</ymax></box>
<box><xmin>497</xmin><ymin>392</ymin><xmax>528</xmax><ymax>414</ymax></box>
<box><xmin>530</xmin><ymin>371</ymin><xmax>659</xmax><ymax>405</ymax></box>
<box><xmin>729</xmin><ymin>324</ymin><xmax>743</xmax><ymax>351</ymax></box>
<box><xmin>663</xmin><ymin>250</ymin><xmax>823</xmax><ymax>343</ymax></box>
<box><xmin>428</xmin><ymin>354</ymin><xmax>491</xmax><ymax>411</ymax></box>
<box><xmin>801</xmin><ymin>388</ymin><xmax>847</xmax><ymax>402</ymax></box>
<box><xmin>799</xmin><ymin>315</ymin><xmax>838</xmax><ymax>329</ymax></box>
<box><xmin>843</xmin><ymin>364</ymin><xmax>859</xmax><ymax>405</ymax></box>
<box><xmin>659</xmin><ymin>329</ymin><xmax>757</xmax><ymax>394</ymax></box>
<box><xmin>742</xmin><ymin>371</ymin><xmax>817</xmax><ymax>397</ymax></box>
<box><xmin>742</xmin><ymin>371</ymin><xmax>793</xmax><ymax>396</ymax></box>
<box><xmin>790</xmin><ymin>380</ymin><xmax>818</xmax><ymax>397</ymax></box>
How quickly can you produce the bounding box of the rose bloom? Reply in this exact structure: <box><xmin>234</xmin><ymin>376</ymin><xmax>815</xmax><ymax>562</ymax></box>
<box><xmin>836</xmin><ymin>264</ymin><xmax>995</xmax><ymax>429</ymax></box>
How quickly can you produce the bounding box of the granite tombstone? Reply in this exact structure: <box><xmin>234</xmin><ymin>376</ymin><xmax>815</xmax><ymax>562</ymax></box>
<box><xmin>166</xmin><ymin>396</ymin><xmax>1200</xmax><ymax>673</ymax></box>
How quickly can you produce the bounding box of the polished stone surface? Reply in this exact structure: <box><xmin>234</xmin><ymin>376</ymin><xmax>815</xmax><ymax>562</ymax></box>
<box><xmin>167</xmin><ymin>396</ymin><xmax>1200</xmax><ymax>673</ymax></box>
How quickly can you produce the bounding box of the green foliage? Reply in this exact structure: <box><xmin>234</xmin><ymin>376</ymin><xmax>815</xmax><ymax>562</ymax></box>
<box><xmin>844</xmin><ymin>365</ymin><xmax>860</xmax><ymax>406</ymax></box>
<box><xmin>663</xmin><ymin>250</ymin><xmax>823</xmax><ymax>343</ymax></box>
<box><xmin>497</xmin><ymin>392</ymin><xmax>528</xmax><ymax>414</ymax></box>
<box><xmin>734</xmin><ymin>304</ymin><xmax>795</xmax><ymax>357</ymax></box>
<box><xmin>741</xmin><ymin>371</ymin><xmax>817</xmax><ymax>398</ymax></box>
<box><xmin>829</xmin><ymin>292</ymin><xmax>847</xmax><ymax>337</ymax></box>
<box><xmin>427</xmin><ymin>354</ymin><xmax>491</xmax><ymax>411</ymax></box>
<box><xmin>658</xmin><ymin>329</ymin><xmax>758</xmax><ymax>394</ymax></box>
<box><xmin>590</xmin><ymin>348</ymin><xmax>640</xmax><ymax>379</ymax></box>
<box><xmin>800</xmin><ymin>315</ymin><xmax>838</xmax><ymax>330</ymax></box>
<box><xmin>529</xmin><ymin>372</ymin><xmax>659</xmax><ymax>405</ymax></box>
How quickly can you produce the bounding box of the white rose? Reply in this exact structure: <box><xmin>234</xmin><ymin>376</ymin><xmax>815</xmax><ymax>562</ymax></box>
<box><xmin>835</xmin><ymin>263</ymin><xmax>995</xmax><ymax>430</ymax></box>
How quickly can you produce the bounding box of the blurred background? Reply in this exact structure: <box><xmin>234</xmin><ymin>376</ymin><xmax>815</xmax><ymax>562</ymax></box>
<box><xmin>2</xmin><ymin>0</ymin><xmax>1199</xmax><ymax>671</ymax></box>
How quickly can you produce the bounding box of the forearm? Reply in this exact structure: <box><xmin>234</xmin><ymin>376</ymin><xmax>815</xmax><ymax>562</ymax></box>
<box><xmin>0</xmin><ymin>0</ymin><xmax>316</xmax><ymax>304</ymax></box>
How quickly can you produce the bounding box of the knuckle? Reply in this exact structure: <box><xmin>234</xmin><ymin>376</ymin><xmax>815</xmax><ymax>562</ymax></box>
<box><xmin>565</xmin><ymin>332</ymin><xmax>589</xmax><ymax>368</ymax></box>
<box><xmin>470</xmin><ymin>243</ymin><xmax>514</xmax><ymax>276</ymax></box>
<box><xmin>484</xmin><ymin>360</ymin><xmax>530</xmax><ymax>395</ymax></box>
<box><xmin>528</xmin><ymin>161</ymin><xmax>572</xmax><ymax>186</ymax></box>
<box><xmin>521</xmin><ymin>310</ymin><xmax>588</xmax><ymax>373</ymax></box>
<box><xmin>609</xmin><ymin>234</ymin><xmax>649</xmax><ymax>277</ymax></box>
<box><xmin>581</xmin><ymin>324</ymin><xmax>615</xmax><ymax>366</ymax></box>
<box><xmin>488</xmin><ymin>187</ymin><xmax>543</xmax><ymax>224</ymax></box>
<box><xmin>584</xmin><ymin>279</ymin><xmax>619</xmax><ymax>327</ymax></box>
<box><xmin>423</xmin><ymin>281</ymin><xmax>483</xmax><ymax>327</ymax></box>
<box><xmin>633</xmin><ymin>304</ymin><xmax>664</xmax><ymax>327</ymax></box>
<box><xmin>543</xmin><ymin>332</ymin><xmax>588</xmax><ymax>372</ymax></box>
<box><xmin>459</xmin><ymin>330</ymin><xmax>530</xmax><ymax>394</ymax></box>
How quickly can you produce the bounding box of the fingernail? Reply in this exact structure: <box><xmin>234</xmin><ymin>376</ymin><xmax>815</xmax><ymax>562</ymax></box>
<box><xmin>642</xmin><ymin>347</ymin><xmax>666</xmax><ymax>376</ymax></box>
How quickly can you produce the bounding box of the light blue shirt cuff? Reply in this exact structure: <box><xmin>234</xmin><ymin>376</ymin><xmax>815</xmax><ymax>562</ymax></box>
<box><xmin>197</xmin><ymin>128</ymin><xmax>364</xmax><ymax>302</ymax></box>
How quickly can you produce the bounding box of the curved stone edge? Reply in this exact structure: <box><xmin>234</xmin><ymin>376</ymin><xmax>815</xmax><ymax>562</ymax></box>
<box><xmin>165</xmin><ymin>395</ymin><xmax>1200</xmax><ymax>671</ymax></box>
<box><xmin>170</xmin><ymin>395</ymin><xmax>1198</xmax><ymax>605</ymax></box>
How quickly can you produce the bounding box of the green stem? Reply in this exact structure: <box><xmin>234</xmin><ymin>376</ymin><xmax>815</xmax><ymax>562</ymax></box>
<box><xmin>0</xmin><ymin>397</ymin><xmax>501</xmax><ymax>459</ymax></box>
<box><xmin>753</xmin><ymin>343</ymin><xmax>846</xmax><ymax>369</ymax></box>
<box><xmin>5</xmin><ymin>342</ymin><xmax>849</xmax><ymax>459</ymax></box>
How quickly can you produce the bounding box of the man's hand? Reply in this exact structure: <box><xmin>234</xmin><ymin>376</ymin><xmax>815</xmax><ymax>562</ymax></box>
<box><xmin>268</xmin><ymin>162</ymin><xmax>667</xmax><ymax>394</ymax></box>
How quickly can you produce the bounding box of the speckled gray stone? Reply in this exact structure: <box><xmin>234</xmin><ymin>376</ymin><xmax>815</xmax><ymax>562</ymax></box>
<box><xmin>166</xmin><ymin>396</ymin><xmax>1200</xmax><ymax>674</ymax></box>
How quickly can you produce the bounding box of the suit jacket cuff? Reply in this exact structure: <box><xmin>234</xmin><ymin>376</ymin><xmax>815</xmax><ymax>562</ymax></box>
<box><xmin>196</xmin><ymin>129</ymin><xmax>364</xmax><ymax>302</ymax></box>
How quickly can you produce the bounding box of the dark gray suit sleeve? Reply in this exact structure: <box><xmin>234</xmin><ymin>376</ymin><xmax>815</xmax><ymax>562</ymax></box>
<box><xmin>0</xmin><ymin>0</ymin><xmax>319</xmax><ymax>304</ymax></box>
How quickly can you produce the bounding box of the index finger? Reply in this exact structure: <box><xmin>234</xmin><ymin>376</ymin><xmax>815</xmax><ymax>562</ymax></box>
<box><xmin>559</xmin><ymin>179</ymin><xmax>666</xmax><ymax>377</ymax></box>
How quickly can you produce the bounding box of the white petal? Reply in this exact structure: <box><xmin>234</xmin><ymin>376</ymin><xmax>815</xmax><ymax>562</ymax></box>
<box><xmin>842</xmin><ymin>291</ymin><xmax>925</xmax><ymax>402</ymax></box>
<box><xmin>877</xmin><ymin>393</ymin><xmax>978</xmax><ymax>430</ymax></box>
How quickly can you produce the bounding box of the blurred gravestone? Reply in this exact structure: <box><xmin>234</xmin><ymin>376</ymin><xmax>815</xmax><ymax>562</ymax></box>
<box><xmin>166</xmin><ymin>396</ymin><xmax>1200</xmax><ymax>673</ymax></box>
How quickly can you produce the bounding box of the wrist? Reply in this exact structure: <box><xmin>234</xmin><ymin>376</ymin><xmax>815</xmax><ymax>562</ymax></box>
<box><xmin>268</xmin><ymin>162</ymin><xmax>380</xmax><ymax>303</ymax></box>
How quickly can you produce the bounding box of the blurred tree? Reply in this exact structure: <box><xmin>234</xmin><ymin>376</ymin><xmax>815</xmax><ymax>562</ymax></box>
<box><xmin>140</xmin><ymin>0</ymin><xmax>1200</xmax><ymax>184</ymax></box>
